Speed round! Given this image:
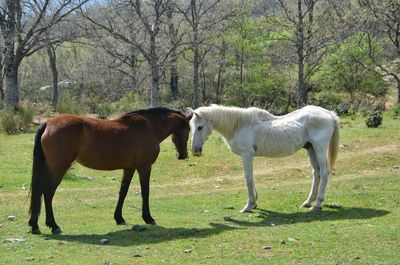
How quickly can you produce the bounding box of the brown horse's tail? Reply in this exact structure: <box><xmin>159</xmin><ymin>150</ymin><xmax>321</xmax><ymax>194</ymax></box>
<box><xmin>328</xmin><ymin>114</ymin><xmax>340</xmax><ymax>172</ymax></box>
<box><xmin>29</xmin><ymin>123</ymin><xmax>47</xmax><ymax>218</ymax></box>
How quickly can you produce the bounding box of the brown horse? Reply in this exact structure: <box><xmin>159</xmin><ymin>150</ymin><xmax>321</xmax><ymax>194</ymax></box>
<box><xmin>29</xmin><ymin>107</ymin><xmax>192</xmax><ymax>234</ymax></box>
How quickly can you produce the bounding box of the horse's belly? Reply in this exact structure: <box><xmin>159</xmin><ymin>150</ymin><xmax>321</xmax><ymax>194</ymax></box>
<box><xmin>255</xmin><ymin>144</ymin><xmax>299</xmax><ymax>157</ymax></box>
<box><xmin>76</xmin><ymin>155</ymin><xmax>129</xmax><ymax>170</ymax></box>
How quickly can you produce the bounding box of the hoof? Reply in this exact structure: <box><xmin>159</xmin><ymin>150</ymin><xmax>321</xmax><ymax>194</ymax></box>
<box><xmin>240</xmin><ymin>208</ymin><xmax>253</xmax><ymax>213</ymax></box>
<box><xmin>310</xmin><ymin>206</ymin><xmax>322</xmax><ymax>212</ymax></box>
<box><xmin>31</xmin><ymin>228</ymin><xmax>41</xmax><ymax>235</ymax></box>
<box><xmin>301</xmin><ymin>202</ymin><xmax>312</xmax><ymax>208</ymax></box>
<box><xmin>116</xmin><ymin>220</ymin><xmax>127</xmax><ymax>225</ymax></box>
<box><xmin>52</xmin><ymin>227</ymin><xmax>62</xmax><ymax>235</ymax></box>
<box><xmin>146</xmin><ymin>220</ymin><xmax>156</xmax><ymax>225</ymax></box>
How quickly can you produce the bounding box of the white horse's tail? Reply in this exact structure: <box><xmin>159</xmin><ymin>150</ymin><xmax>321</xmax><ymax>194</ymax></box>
<box><xmin>328</xmin><ymin>115</ymin><xmax>340</xmax><ymax>172</ymax></box>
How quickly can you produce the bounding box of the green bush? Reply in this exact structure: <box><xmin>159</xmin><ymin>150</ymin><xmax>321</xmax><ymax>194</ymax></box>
<box><xmin>0</xmin><ymin>104</ymin><xmax>34</xmax><ymax>134</ymax></box>
<box><xmin>56</xmin><ymin>93</ymin><xmax>84</xmax><ymax>115</ymax></box>
<box><xmin>392</xmin><ymin>104</ymin><xmax>400</xmax><ymax>119</ymax></box>
<box><xmin>117</xmin><ymin>91</ymin><xmax>147</xmax><ymax>113</ymax></box>
<box><xmin>365</xmin><ymin>110</ymin><xmax>383</xmax><ymax>128</ymax></box>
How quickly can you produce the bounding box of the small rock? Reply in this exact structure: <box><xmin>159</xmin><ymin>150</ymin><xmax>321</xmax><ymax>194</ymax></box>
<box><xmin>184</xmin><ymin>249</ymin><xmax>192</xmax><ymax>253</ymax></box>
<box><xmin>270</xmin><ymin>223</ymin><xmax>275</xmax><ymax>227</ymax></box>
<box><xmin>0</xmin><ymin>224</ymin><xmax>3</xmax><ymax>228</ymax></box>
<box><xmin>262</xmin><ymin>245</ymin><xmax>272</xmax><ymax>250</ymax></box>
<box><xmin>100</xmin><ymin>238</ymin><xmax>109</xmax><ymax>244</ymax></box>
<box><xmin>393</xmin><ymin>165</ymin><xmax>400</xmax><ymax>169</ymax></box>
<box><xmin>205</xmin><ymin>255</ymin><xmax>212</xmax><ymax>259</ymax></box>
<box><xmin>5</xmin><ymin>238</ymin><xmax>26</xmax><ymax>243</ymax></box>
<box><xmin>24</xmin><ymin>257</ymin><xmax>35</xmax><ymax>262</ymax></box>
<box><xmin>132</xmin><ymin>224</ymin><xmax>148</xmax><ymax>232</ymax></box>
<box><xmin>133</xmin><ymin>254</ymin><xmax>142</xmax><ymax>258</ymax></box>
<box><xmin>22</xmin><ymin>184</ymin><xmax>26</xmax><ymax>190</ymax></box>
<box><xmin>111</xmin><ymin>177</ymin><xmax>116</xmax><ymax>181</ymax></box>
<box><xmin>216</xmin><ymin>178</ymin><xmax>223</xmax><ymax>182</ymax></box>
<box><xmin>224</xmin><ymin>216</ymin><xmax>233</xmax><ymax>221</ymax></box>
<box><xmin>7</xmin><ymin>216</ymin><xmax>17</xmax><ymax>221</ymax></box>
<box><xmin>280</xmin><ymin>240</ymin><xmax>286</xmax><ymax>245</ymax></box>
<box><xmin>79</xmin><ymin>175</ymin><xmax>94</xmax><ymax>181</ymax></box>
<box><xmin>135</xmin><ymin>191</ymin><xmax>139</xmax><ymax>195</ymax></box>
<box><xmin>354</xmin><ymin>256</ymin><xmax>360</xmax><ymax>260</ymax></box>
<box><xmin>204</xmin><ymin>210</ymin><xmax>209</xmax><ymax>213</ymax></box>
<box><xmin>288</xmin><ymin>237</ymin><xmax>297</xmax><ymax>242</ymax></box>
<box><xmin>215</xmin><ymin>185</ymin><xmax>221</xmax><ymax>189</ymax></box>
<box><xmin>208</xmin><ymin>192</ymin><xmax>212</xmax><ymax>196</ymax></box>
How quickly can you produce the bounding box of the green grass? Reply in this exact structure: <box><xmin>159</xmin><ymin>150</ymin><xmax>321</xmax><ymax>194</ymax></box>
<box><xmin>0</xmin><ymin>113</ymin><xmax>399</xmax><ymax>264</ymax></box>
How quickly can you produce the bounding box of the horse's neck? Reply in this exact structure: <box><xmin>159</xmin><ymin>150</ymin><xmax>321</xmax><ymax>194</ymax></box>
<box><xmin>205</xmin><ymin>109</ymin><xmax>242</xmax><ymax>140</ymax></box>
<box><xmin>205</xmin><ymin>107</ymin><xmax>275</xmax><ymax>140</ymax></box>
<box><xmin>123</xmin><ymin>115</ymin><xmax>174</xmax><ymax>142</ymax></box>
<box><xmin>148</xmin><ymin>117</ymin><xmax>176</xmax><ymax>142</ymax></box>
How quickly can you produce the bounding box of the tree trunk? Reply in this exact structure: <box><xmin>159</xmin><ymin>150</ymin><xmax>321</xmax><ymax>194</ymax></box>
<box><xmin>2</xmin><ymin>0</ymin><xmax>18</xmax><ymax>110</ymax></box>
<box><xmin>215</xmin><ymin>44</ymin><xmax>226</xmax><ymax>103</ymax></box>
<box><xmin>296</xmin><ymin>0</ymin><xmax>308</xmax><ymax>108</ymax></box>
<box><xmin>47</xmin><ymin>45</ymin><xmax>59</xmax><ymax>109</ymax></box>
<box><xmin>167</xmin><ymin>5</ymin><xmax>179</xmax><ymax>100</ymax></box>
<box><xmin>192</xmin><ymin>30</ymin><xmax>200</xmax><ymax>108</ymax></box>
<box><xmin>129</xmin><ymin>48</ymin><xmax>137</xmax><ymax>90</ymax></box>
<box><xmin>3</xmin><ymin>60</ymin><xmax>19</xmax><ymax>110</ymax></box>
<box><xmin>150</xmin><ymin>33</ymin><xmax>159</xmax><ymax>107</ymax></box>
<box><xmin>397</xmin><ymin>79</ymin><xmax>400</xmax><ymax>105</ymax></box>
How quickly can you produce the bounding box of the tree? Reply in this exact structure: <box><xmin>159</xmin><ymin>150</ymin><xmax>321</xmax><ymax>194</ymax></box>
<box><xmin>359</xmin><ymin>0</ymin><xmax>400</xmax><ymax>104</ymax></box>
<box><xmin>84</xmin><ymin>0</ymin><xmax>173</xmax><ymax>107</ymax></box>
<box><xmin>0</xmin><ymin>0</ymin><xmax>88</xmax><ymax>110</ymax></box>
<box><xmin>276</xmin><ymin>0</ymin><xmax>338</xmax><ymax>108</ymax></box>
<box><xmin>178</xmin><ymin>0</ymin><xmax>227</xmax><ymax>108</ymax></box>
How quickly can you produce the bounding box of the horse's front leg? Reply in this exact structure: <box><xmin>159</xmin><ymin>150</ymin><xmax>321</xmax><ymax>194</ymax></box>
<box><xmin>114</xmin><ymin>169</ymin><xmax>134</xmax><ymax>225</ymax></box>
<box><xmin>240</xmin><ymin>154</ymin><xmax>257</xmax><ymax>213</ymax></box>
<box><xmin>138</xmin><ymin>165</ymin><xmax>156</xmax><ymax>225</ymax></box>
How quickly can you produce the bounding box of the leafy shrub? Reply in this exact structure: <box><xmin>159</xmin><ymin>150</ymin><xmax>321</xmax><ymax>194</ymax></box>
<box><xmin>365</xmin><ymin>110</ymin><xmax>383</xmax><ymax>128</ymax></box>
<box><xmin>392</xmin><ymin>104</ymin><xmax>400</xmax><ymax>119</ymax></box>
<box><xmin>56</xmin><ymin>94</ymin><xmax>83</xmax><ymax>115</ymax></box>
<box><xmin>0</xmin><ymin>110</ymin><xmax>19</xmax><ymax>134</ymax></box>
<box><xmin>0</xmin><ymin>104</ymin><xmax>34</xmax><ymax>134</ymax></box>
<box><xmin>117</xmin><ymin>91</ymin><xmax>147</xmax><ymax>113</ymax></box>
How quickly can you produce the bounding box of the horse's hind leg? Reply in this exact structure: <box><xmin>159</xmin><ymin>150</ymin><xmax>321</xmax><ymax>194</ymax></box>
<box><xmin>137</xmin><ymin>165</ymin><xmax>156</xmax><ymax>225</ymax></box>
<box><xmin>43</xmin><ymin>166</ymin><xmax>67</xmax><ymax>234</ymax></box>
<box><xmin>44</xmin><ymin>183</ymin><xmax>62</xmax><ymax>234</ymax></box>
<box><xmin>301</xmin><ymin>147</ymin><xmax>320</xmax><ymax>208</ymax></box>
<box><xmin>114</xmin><ymin>169</ymin><xmax>134</xmax><ymax>225</ymax></box>
<box><xmin>312</xmin><ymin>144</ymin><xmax>330</xmax><ymax>211</ymax></box>
<box><xmin>240</xmin><ymin>154</ymin><xmax>257</xmax><ymax>213</ymax></box>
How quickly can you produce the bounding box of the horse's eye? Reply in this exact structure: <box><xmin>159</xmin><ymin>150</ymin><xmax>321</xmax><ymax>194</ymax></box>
<box><xmin>197</xmin><ymin>126</ymin><xmax>203</xmax><ymax>131</ymax></box>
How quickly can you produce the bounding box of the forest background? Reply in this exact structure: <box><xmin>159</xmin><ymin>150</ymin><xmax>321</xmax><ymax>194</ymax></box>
<box><xmin>0</xmin><ymin>0</ymin><xmax>399</xmax><ymax>129</ymax></box>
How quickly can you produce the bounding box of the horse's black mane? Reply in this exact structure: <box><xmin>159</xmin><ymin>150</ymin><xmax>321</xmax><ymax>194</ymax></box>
<box><xmin>124</xmin><ymin>107</ymin><xmax>182</xmax><ymax>116</ymax></box>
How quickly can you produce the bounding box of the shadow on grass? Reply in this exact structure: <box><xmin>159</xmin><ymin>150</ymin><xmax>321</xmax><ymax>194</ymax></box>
<box><xmin>45</xmin><ymin>222</ymin><xmax>238</xmax><ymax>246</ymax></box>
<box><xmin>226</xmin><ymin>207</ymin><xmax>390</xmax><ymax>227</ymax></box>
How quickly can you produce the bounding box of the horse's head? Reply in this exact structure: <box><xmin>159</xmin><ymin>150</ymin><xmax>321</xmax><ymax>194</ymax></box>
<box><xmin>171</xmin><ymin>111</ymin><xmax>193</xmax><ymax>160</ymax></box>
<box><xmin>188</xmin><ymin>107</ymin><xmax>213</xmax><ymax>156</ymax></box>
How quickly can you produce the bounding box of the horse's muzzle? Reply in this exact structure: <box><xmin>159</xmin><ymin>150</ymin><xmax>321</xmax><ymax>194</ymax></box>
<box><xmin>192</xmin><ymin>147</ymin><xmax>202</xmax><ymax>156</ymax></box>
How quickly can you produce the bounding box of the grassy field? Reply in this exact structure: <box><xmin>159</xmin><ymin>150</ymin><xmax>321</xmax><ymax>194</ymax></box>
<box><xmin>0</xmin><ymin>113</ymin><xmax>399</xmax><ymax>264</ymax></box>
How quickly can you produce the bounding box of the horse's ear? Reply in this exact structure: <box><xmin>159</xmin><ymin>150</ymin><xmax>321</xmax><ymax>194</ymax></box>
<box><xmin>185</xmin><ymin>107</ymin><xmax>194</xmax><ymax>120</ymax></box>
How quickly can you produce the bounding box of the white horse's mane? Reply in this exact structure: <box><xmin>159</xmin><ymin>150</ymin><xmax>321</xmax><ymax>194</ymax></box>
<box><xmin>196</xmin><ymin>104</ymin><xmax>275</xmax><ymax>139</ymax></box>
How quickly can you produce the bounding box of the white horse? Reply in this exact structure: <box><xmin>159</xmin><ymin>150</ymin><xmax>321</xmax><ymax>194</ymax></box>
<box><xmin>188</xmin><ymin>104</ymin><xmax>339</xmax><ymax>212</ymax></box>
